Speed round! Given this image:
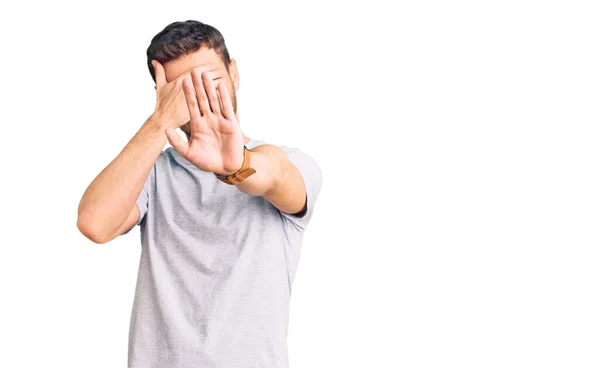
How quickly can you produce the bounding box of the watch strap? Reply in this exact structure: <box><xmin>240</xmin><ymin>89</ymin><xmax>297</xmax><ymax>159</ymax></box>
<box><xmin>215</xmin><ymin>146</ymin><xmax>256</xmax><ymax>185</ymax></box>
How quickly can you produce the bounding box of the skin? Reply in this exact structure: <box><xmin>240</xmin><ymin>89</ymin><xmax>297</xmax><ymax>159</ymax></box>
<box><xmin>155</xmin><ymin>48</ymin><xmax>246</xmax><ymax>176</ymax></box>
<box><xmin>77</xmin><ymin>47</ymin><xmax>308</xmax><ymax>244</ymax></box>
<box><xmin>158</xmin><ymin>47</ymin><xmax>241</xmax><ymax>142</ymax></box>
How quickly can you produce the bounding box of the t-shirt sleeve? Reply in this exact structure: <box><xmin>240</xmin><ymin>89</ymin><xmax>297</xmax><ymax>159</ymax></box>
<box><xmin>279</xmin><ymin>147</ymin><xmax>323</xmax><ymax>232</ymax></box>
<box><xmin>121</xmin><ymin>165</ymin><xmax>156</xmax><ymax>235</ymax></box>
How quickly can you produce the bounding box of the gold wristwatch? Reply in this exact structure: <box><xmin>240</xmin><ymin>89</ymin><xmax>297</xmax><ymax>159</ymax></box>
<box><xmin>215</xmin><ymin>145</ymin><xmax>256</xmax><ymax>185</ymax></box>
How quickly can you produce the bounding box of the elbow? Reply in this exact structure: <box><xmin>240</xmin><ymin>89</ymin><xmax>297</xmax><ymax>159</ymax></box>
<box><xmin>77</xmin><ymin>214</ymin><xmax>109</xmax><ymax>244</ymax></box>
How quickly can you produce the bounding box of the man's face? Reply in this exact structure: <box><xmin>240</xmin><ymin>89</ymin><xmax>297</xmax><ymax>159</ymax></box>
<box><xmin>161</xmin><ymin>46</ymin><xmax>239</xmax><ymax>136</ymax></box>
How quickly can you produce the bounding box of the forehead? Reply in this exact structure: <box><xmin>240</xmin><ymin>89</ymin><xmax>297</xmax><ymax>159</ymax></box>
<box><xmin>163</xmin><ymin>47</ymin><xmax>224</xmax><ymax>83</ymax></box>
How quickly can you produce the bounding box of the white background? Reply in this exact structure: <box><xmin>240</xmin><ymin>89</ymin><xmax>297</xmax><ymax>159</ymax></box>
<box><xmin>1</xmin><ymin>1</ymin><xmax>599</xmax><ymax>367</ymax></box>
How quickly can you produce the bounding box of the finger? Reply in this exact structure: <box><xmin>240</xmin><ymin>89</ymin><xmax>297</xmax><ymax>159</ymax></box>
<box><xmin>165</xmin><ymin>127</ymin><xmax>190</xmax><ymax>158</ymax></box>
<box><xmin>177</xmin><ymin>65</ymin><xmax>224</xmax><ymax>85</ymax></box>
<box><xmin>217</xmin><ymin>82</ymin><xmax>235</xmax><ymax>120</ymax></box>
<box><xmin>182</xmin><ymin>78</ymin><xmax>202</xmax><ymax>122</ymax></box>
<box><xmin>183</xmin><ymin>63</ymin><xmax>219</xmax><ymax>76</ymax></box>
<box><xmin>202</xmin><ymin>71</ymin><xmax>221</xmax><ymax>115</ymax></box>
<box><xmin>177</xmin><ymin>67</ymin><xmax>225</xmax><ymax>88</ymax></box>
<box><xmin>152</xmin><ymin>60</ymin><xmax>167</xmax><ymax>90</ymax></box>
<box><xmin>191</xmin><ymin>68</ymin><xmax>211</xmax><ymax>115</ymax></box>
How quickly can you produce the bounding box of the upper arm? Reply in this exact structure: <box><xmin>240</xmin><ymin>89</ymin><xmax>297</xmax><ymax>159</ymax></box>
<box><xmin>267</xmin><ymin>147</ymin><xmax>323</xmax><ymax>232</ymax></box>
<box><xmin>263</xmin><ymin>154</ymin><xmax>308</xmax><ymax>216</ymax></box>
<box><xmin>119</xmin><ymin>163</ymin><xmax>156</xmax><ymax>237</ymax></box>
<box><xmin>118</xmin><ymin>205</ymin><xmax>141</xmax><ymax>237</ymax></box>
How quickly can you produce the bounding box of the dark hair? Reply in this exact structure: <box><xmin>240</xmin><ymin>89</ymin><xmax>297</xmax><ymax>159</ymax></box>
<box><xmin>146</xmin><ymin>20</ymin><xmax>231</xmax><ymax>83</ymax></box>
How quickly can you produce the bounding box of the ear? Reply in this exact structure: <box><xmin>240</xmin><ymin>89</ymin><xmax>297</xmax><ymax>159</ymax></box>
<box><xmin>229</xmin><ymin>58</ymin><xmax>240</xmax><ymax>91</ymax></box>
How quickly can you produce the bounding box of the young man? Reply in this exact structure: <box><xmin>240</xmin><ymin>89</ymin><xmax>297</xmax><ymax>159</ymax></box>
<box><xmin>77</xmin><ymin>20</ymin><xmax>322</xmax><ymax>368</ymax></box>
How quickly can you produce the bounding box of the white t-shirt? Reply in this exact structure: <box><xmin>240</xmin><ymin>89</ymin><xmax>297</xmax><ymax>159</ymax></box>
<box><xmin>122</xmin><ymin>138</ymin><xmax>322</xmax><ymax>368</ymax></box>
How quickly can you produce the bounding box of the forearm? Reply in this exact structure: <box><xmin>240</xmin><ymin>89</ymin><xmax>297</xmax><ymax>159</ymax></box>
<box><xmin>234</xmin><ymin>144</ymin><xmax>289</xmax><ymax>196</ymax></box>
<box><xmin>77</xmin><ymin>115</ymin><xmax>168</xmax><ymax>242</ymax></box>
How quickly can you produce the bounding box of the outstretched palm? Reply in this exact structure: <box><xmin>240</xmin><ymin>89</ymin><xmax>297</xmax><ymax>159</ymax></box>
<box><xmin>165</xmin><ymin>68</ymin><xmax>244</xmax><ymax>176</ymax></box>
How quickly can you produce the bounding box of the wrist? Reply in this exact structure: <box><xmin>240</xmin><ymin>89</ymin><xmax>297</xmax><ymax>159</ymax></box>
<box><xmin>214</xmin><ymin>146</ymin><xmax>256</xmax><ymax>185</ymax></box>
<box><xmin>214</xmin><ymin>147</ymin><xmax>246</xmax><ymax>177</ymax></box>
<box><xmin>138</xmin><ymin>115</ymin><xmax>170</xmax><ymax>140</ymax></box>
<box><xmin>147</xmin><ymin>114</ymin><xmax>170</xmax><ymax>128</ymax></box>
<box><xmin>215</xmin><ymin>169</ymin><xmax>239</xmax><ymax>177</ymax></box>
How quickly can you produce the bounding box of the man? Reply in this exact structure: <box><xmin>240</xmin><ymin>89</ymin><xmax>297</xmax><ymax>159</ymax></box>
<box><xmin>77</xmin><ymin>20</ymin><xmax>322</xmax><ymax>368</ymax></box>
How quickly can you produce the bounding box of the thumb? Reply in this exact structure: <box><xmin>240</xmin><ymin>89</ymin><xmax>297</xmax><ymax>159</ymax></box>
<box><xmin>165</xmin><ymin>127</ymin><xmax>189</xmax><ymax>158</ymax></box>
<box><xmin>152</xmin><ymin>60</ymin><xmax>167</xmax><ymax>89</ymax></box>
